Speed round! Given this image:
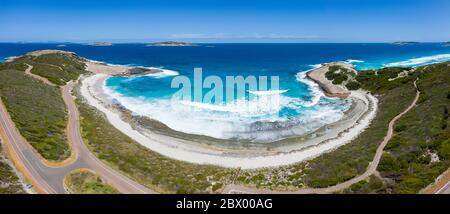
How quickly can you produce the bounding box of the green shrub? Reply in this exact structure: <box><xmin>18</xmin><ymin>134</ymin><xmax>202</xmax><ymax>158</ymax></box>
<box><xmin>345</xmin><ymin>81</ymin><xmax>361</xmax><ymax>90</ymax></box>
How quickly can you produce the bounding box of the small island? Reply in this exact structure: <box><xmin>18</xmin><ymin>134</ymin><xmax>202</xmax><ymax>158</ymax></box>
<box><xmin>86</xmin><ymin>42</ymin><xmax>113</xmax><ymax>47</ymax></box>
<box><xmin>392</xmin><ymin>41</ymin><xmax>420</xmax><ymax>45</ymax></box>
<box><xmin>443</xmin><ymin>42</ymin><xmax>450</xmax><ymax>47</ymax></box>
<box><xmin>147</xmin><ymin>41</ymin><xmax>196</xmax><ymax>47</ymax></box>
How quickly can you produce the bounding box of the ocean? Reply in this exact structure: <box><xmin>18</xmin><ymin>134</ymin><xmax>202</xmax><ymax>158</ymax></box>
<box><xmin>1</xmin><ymin>43</ymin><xmax>449</xmax><ymax>141</ymax></box>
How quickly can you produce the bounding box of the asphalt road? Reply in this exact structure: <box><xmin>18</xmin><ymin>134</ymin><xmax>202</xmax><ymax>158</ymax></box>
<box><xmin>0</xmin><ymin>66</ymin><xmax>154</xmax><ymax>193</ymax></box>
<box><xmin>436</xmin><ymin>180</ymin><xmax>450</xmax><ymax>194</ymax></box>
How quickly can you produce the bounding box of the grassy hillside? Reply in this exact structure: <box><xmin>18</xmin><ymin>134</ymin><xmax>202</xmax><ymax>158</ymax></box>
<box><xmin>0</xmin><ymin>53</ymin><xmax>86</xmax><ymax>161</ymax></box>
<box><xmin>345</xmin><ymin>63</ymin><xmax>450</xmax><ymax>194</ymax></box>
<box><xmin>64</xmin><ymin>169</ymin><xmax>120</xmax><ymax>194</ymax></box>
<box><xmin>0</xmin><ymin>68</ymin><xmax>69</xmax><ymax>160</ymax></box>
<box><xmin>26</xmin><ymin>53</ymin><xmax>86</xmax><ymax>86</ymax></box>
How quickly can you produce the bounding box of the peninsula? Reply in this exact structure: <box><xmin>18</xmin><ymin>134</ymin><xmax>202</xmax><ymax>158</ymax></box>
<box><xmin>306</xmin><ymin>62</ymin><xmax>356</xmax><ymax>99</ymax></box>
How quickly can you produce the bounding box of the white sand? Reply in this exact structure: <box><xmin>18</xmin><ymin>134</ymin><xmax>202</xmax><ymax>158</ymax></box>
<box><xmin>80</xmin><ymin>74</ymin><xmax>378</xmax><ymax>169</ymax></box>
<box><xmin>84</xmin><ymin>60</ymin><xmax>130</xmax><ymax>75</ymax></box>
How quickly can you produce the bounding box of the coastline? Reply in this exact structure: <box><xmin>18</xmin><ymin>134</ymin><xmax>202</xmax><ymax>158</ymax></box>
<box><xmin>11</xmin><ymin>50</ymin><xmax>176</xmax><ymax>77</ymax></box>
<box><xmin>84</xmin><ymin>59</ymin><xmax>178</xmax><ymax>76</ymax></box>
<box><xmin>79</xmin><ymin>71</ymin><xmax>378</xmax><ymax>169</ymax></box>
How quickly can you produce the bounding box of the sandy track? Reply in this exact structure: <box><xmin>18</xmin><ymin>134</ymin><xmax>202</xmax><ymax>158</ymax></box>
<box><xmin>24</xmin><ymin>64</ymin><xmax>56</xmax><ymax>86</ymax></box>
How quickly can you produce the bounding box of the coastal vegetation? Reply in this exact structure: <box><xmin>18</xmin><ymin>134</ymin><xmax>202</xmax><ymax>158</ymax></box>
<box><xmin>2</xmin><ymin>50</ymin><xmax>447</xmax><ymax>194</ymax></box>
<box><xmin>345</xmin><ymin>62</ymin><xmax>450</xmax><ymax>193</ymax></box>
<box><xmin>22</xmin><ymin>53</ymin><xmax>86</xmax><ymax>86</ymax></box>
<box><xmin>63</xmin><ymin>169</ymin><xmax>120</xmax><ymax>194</ymax></box>
<box><xmin>0</xmin><ymin>143</ymin><xmax>25</xmax><ymax>194</ymax></box>
<box><xmin>325</xmin><ymin>65</ymin><xmax>355</xmax><ymax>85</ymax></box>
<box><xmin>345</xmin><ymin>80</ymin><xmax>361</xmax><ymax>90</ymax></box>
<box><xmin>0</xmin><ymin>67</ymin><xmax>69</xmax><ymax>160</ymax></box>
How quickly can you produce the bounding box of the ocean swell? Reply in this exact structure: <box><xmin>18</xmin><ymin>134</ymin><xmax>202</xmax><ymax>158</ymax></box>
<box><xmin>103</xmin><ymin>78</ymin><xmax>350</xmax><ymax>142</ymax></box>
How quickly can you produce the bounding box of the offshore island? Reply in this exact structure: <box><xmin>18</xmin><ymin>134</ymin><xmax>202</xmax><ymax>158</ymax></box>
<box><xmin>147</xmin><ymin>41</ymin><xmax>197</xmax><ymax>46</ymax></box>
<box><xmin>0</xmin><ymin>48</ymin><xmax>449</xmax><ymax>195</ymax></box>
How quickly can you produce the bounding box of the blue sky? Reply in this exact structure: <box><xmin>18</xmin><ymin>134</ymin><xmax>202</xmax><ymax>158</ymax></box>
<box><xmin>1</xmin><ymin>0</ymin><xmax>449</xmax><ymax>43</ymax></box>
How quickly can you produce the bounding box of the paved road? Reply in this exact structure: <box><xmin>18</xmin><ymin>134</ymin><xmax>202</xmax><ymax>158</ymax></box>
<box><xmin>0</xmin><ymin>65</ymin><xmax>154</xmax><ymax>193</ymax></box>
<box><xmin>223</xmin><ymin>79</ymin><xmax>421</xmax><ymax>194</ymax></box>
<box><xmin>436</xmin><ymin>181</ymin><xmax>450</xmax><ymax>194</ymax></box>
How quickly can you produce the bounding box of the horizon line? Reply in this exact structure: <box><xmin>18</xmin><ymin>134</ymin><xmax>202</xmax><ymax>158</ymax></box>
<box><xmin>0</xmin><ymin>41</ymin><xmax>448</xmax><ymax>44</ymax></box>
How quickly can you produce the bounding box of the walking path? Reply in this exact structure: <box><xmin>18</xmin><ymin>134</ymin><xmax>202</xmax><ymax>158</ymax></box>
<box><xmin>223</xmin><ymin>79</ymin><xmax>421</xmax><ymax>194</ymax></box>
<box><xmin>24</xmin><ymin>63</ymin><xmax>56</xmax><ymax>86</ymax></box>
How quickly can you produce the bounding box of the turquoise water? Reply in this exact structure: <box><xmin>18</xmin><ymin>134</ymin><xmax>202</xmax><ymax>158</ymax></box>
<box><xmin>1</xmin><ymin>43</ymin><xmax>449</xmax><ymax>141</ymax></box>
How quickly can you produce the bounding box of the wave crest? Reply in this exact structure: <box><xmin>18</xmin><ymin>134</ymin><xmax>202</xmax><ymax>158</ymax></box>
<box><xmin>295</xmin><ymin>65</ymin><xmax>325</xmax><ymax>107</ymax></box>
<box><xmin>384</xmin><ymin>54</ymin><xmax>450</xmax><ymax>67</ymax></box>
<box><xmin>248</xmin><ymin>89</ymin><xmax>288</xmax><ymax>95</ymax></box>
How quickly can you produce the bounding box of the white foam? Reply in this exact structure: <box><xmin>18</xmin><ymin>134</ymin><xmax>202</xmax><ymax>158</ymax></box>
<box><xmin>248</xmin><ymin>89</ymin><xmax>288</xmax><ymax>95</ymax></box>
<box><xmin>344</xmin><ymin>59</ymin><xmax>365</xmax><ymax>64</ymax></box>
<box><xmin>309</xmin><ymin>63</ymin><xmax>323</xmax><ymax>69</ymax></box>
<box><xmin>383</xmin><ymin>54</ymin><xmax>450</xmax><ymax>67</ymax></box>
<box><xmin>101</xmin><ymin>76</ymin><xmax>347</xmax><ymax>141</ymax></box>
<box><xmin>4</xmin><ymin>56</ymin><xmax>18</xmax><ymax>62</ymax></box>
<box><xmin>178</xmin><ymin>94</ymin><xmax>288</xmax><ymax>116</ymax></box>
<box><xmin>144</xmin><ymin>67</ymin><xmax>179</xmax><ymax>78</ymax></box>
<box><xmin>93</xmin><ymin>61</ymin><xmax>351</xmax><ymax>142</ymax></box>
<box><xmin>295</xmin><ymin>66</ymin><xmax>325</xmax><ymax>107</ymax></box>
<box><xmin>80</xmin><ymin>74</ymin><xmax>379</xmax><ymax>169</ymax></box>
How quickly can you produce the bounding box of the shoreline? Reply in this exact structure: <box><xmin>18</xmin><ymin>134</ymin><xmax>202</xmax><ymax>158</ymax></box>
<box><xmin>79</xmin><ymin>72</ymin><xmax>378</xmax><ymax>169</ymax></box>
<box><xmin>84</xmin><ymin>59</ymin><xmax>178</xmax><ymax>76</ymax></box>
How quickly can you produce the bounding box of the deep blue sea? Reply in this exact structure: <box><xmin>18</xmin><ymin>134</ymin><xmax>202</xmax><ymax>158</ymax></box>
<box><xmin>1</xmin><ymin>43</ymin><xmax>449</xmax><ymax>141</ymax></box>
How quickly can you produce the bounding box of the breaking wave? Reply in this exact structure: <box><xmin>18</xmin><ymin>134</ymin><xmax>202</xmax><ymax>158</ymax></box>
<box><xmin>383</xmin><ymin>54</ymin><xmax>450</xmax><ymax>67</ymax></box>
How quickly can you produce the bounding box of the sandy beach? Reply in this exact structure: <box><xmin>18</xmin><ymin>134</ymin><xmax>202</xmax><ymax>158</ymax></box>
<box><xmin>85</xmin><ymin>60</ymin><xmax>175</xmax><ymax>76</ymax></box>
<box><xmin>78</xmin><ymin>69</ymin><xmax>378</xmax><ymax>169</ymax></box>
